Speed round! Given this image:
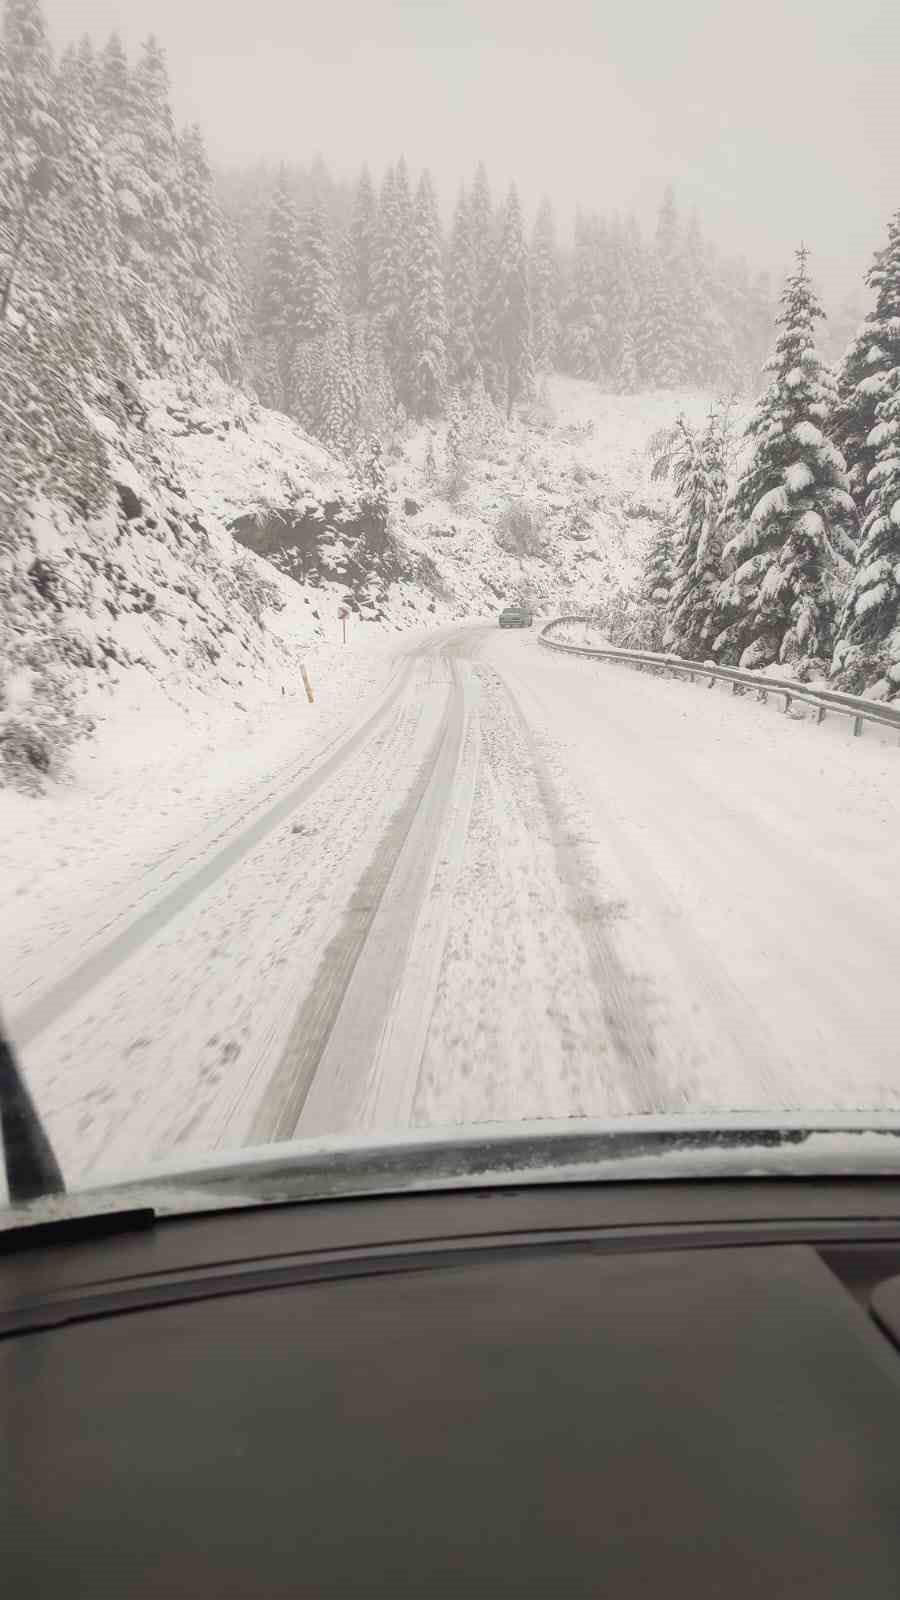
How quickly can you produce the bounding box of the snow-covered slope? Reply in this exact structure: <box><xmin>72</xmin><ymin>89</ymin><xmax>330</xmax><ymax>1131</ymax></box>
<box><xmin>0</xmin><ymin>364</ymin><xmax>438</xmax><ymax>798</ymax></box>
<box><xmin>1</xmin><ymin>366</ymin><xmax>712</xmax><ymax>802</ymax></box>
<box><xmin>389</xmin><ymin>377</ymin><xmax>714</xmax><ymax>615</ymax></box>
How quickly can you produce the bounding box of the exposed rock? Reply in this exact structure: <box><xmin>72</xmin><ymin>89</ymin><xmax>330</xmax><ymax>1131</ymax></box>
<box><xmin>115</xmin><ymin>481</ymin><xmax>143</xmax><ymax>520</ymax></box>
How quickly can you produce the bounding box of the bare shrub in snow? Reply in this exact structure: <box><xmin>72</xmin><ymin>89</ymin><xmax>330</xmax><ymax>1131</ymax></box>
<box><xmin>0</xmin><ymin>658</ymin><xmax>92</xmax><ymax>795</ymax></box>
<box><xmin>217</xmin><ymin>556</ymin><xmax>285</xmax><ymax>629</ymax></box>
<box><xmin>521</xmin><ymin>380</ymin><xmax>557</xmax><ymax>434</ymax></box>
<box><xmin>562</xmin><ymin>587</ymin><xmax>662</xmax><ymax>653</ymax></box>
<box><xmin>440</xmin><ymin>457</ymin><xmax>470</xmax><ymax>504</ymax></box>
<box><xmin>495</xmin><ymin>499</ymin><xmax>548</xmax><ymax>557</ymax></box>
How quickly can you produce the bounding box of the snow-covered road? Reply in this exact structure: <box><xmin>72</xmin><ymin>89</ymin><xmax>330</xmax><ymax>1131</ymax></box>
<box><xmin>6</xmin><ymin>623</ymin><xmax>900</xmax><ymax>1186</ymax></box>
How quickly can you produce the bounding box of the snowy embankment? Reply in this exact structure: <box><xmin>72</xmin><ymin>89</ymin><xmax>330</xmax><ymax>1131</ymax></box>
<box><xmin>390</xmin><ymin>377</ymin><xmax>715</xmax><ymax>616</ymax></box>
<box><xmin>0</xmin><ymin>630</ymin><xmax>406</xmax><ymax>1015</ymax></box>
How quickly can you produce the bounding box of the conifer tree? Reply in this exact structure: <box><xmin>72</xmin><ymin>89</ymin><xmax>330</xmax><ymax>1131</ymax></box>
<box><xmin>831</xmin><ymin>367</ymin><xmax>900</xmax><ymax>700</ymax></box>
<box><xmin>653</xmin><ymin>185</ymin><xmax>687</xmax><ymax>382</ymax></box>
<box><xmin>559</xmin><ymin>210</ymin><xmax>605</xmax><ymax>379</ymax></box>
<box><xmin>680</xmin><ymin>212</ymin><xmax>719</xmax><ymax>387</ymax></box>
<box><xmin>638</xmin><ymin>518</ymin><xmax>677</xmax><ymax>647</ymax></box>
<box><xmin>256</xmin><ymin>168</ymin><xmax>298</xmax><ymax>409</ymax></box>
<box><xmin>637</xmin><ymin>247</ymin><xmax>680</xmax><ymax>388</ymax></box>
<box><xmin>831</xmin><ymin>219</ymin><xmax>900</xmax><ymax>700</ymax></box>
<box><xmin>639</xmin><ymin>520</ymin><xmax>676</xmax><ymax>606</ymax></box>
<box><xmin>354</xmin><ymin>435</ymin><xmax>390</xmax><ymax>550</ymax></box>
<box><xmin>346</xmin><ymin>164</ymin><xmax>377</xmax><ymax>315</ymax></box>
<box><xmin>131</xmin><ymin>37</ymin><xmax>185</xmax><ymax>281</ymax></box>
<box><xmin>616</xmin><ymin>319</ymin><xmax>639</xmax><ymax>393</ymax></box>
<box><xmin>833</xmin><ymin>209</ymin><xmax>900</xmax><ymax>507</ymax></box>
<box><xmin>446</xmin><ymin>186</ymin><xmax>478</xmax><ymax>387</ymax></box>
<box><xmin>296</xmin><ymin>195</ymin><xmax>339</xmax><ymax>343</ymax></box>
<box><xmin>491</xmin><ymin>185</ymin><xmax>534</xmax><ymax>417</ymax></box>
<box><xmin>0</xmin><ymin>0</ymin><xmax>60</xmax><ymax>320</ymax></box>
<box><xmin>372</xmin><ymin>162</ymin><xmax>411</xmax><ymax>402</ymax></box>
<box><xmin>650</xmin><ymin>410</ymin><xmax>729</xmax><ymax>657</ymax></box>
<box><xmin>179</xmin><ymin>123</ymin><xmax>241</xmax><ymax>374</ymax></box>
<box><xmin>407</xmin><ymin>170</ymin><xmax>448</xmax><ymax>418</ymax></box>
<box><xmin>318</xmin><ymin>315</ymin><xmax>356</xmax><ymax>454</ymax></box>
<box><xmin>1</xmin><ymin>0</ymin><xmax>106</xmax><ymax>523</ymax></box>
<box><xmin>715</xmin><ymin>249</ymin><xmax>856</xmax><ymax>672</ymax></box>
<box><xmin>469</xmin><ymin>161</ymin><xmax>499</xmax><ymax>394</ymax></box>
<box><xmin>530</xmin><ymin>197</ymin><xmax>559</xmax><ymax>372</ymax></box>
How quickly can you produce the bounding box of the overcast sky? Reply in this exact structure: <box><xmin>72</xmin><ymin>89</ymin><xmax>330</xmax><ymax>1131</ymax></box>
<box><xmin>43</xmin><ymin>0</ymin><xmax>900</xmax><ymax>308</ymax></box>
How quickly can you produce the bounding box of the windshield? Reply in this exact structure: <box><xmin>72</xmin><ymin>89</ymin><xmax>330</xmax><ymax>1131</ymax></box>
<box><xmin>2</xmin><ymin>0</ymin><xmax>900</xmax><ymax>1223</ymax></box>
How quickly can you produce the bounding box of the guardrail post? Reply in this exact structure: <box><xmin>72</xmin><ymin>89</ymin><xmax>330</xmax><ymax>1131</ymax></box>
<box><xmin>853</xmin><ymin>714</ymin><xmax>863</xmax><ymax>738</ymax></box>
<box><xmin>730</xmin><ymin>680</ymin><xmax>739</xmax><ymax>695</ymax></box>
<box><xmin>816</xmin><ymin>704</ymin><xmax>826</xmax><ymax>726</ymax></box>
<box><xmin>783</xmin><ymin>693</ymin><xmax>791</xmax><ymax>713</ymax></box>
<box><xmin>757</xmin><ymin>688</ymin><xmax>768</xmax><ymax>703</ymax></box>
<box><xmin>707</xmin><ymin>674</ymin><xmax>715</xmax><ymax>688</ymax></box>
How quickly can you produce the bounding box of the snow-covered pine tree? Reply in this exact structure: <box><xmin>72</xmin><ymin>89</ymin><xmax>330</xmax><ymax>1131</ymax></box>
<box><xmin>97</xmin><ymin>29</ymin><xmax>129</xmax><ymax>129</ymax></box>
<box><xmin>637</xmin><ymin>247</ymin><xmax>680</xmax><ymax>389</ymax></box>
<box><xmin>53</xmin><ymin>38</ymin><xmax>121</xmax><ymax>371</ymax></box>
<box><xmin>296</xmin><ymin>195</ymin><xmax>339</xmax><ymax>343</ymax></box>
<box><xmin>469</xmin><ymin>161</ymin><xmax>500</xmax><ymax>396</ymax></box>
<box><xmin>423</xmin><ymin>430</ymin><xmax>438</xmax><ymax>484</ymax></box>
<box><xmin>317</xmin><ymin>316</ymin><xmax>356</xmax><ymax>454</ymax></box>
<box><xmin>639</xmin><ymin>519</ymin><xmax>676</xmax><ymax>605</ymax></box>
<box><xmin>616</xmin><ymin>319</ymin><xmax>639</xmax><ymax>393</ymax></box>
<box><xmin>832</xmin><ymin>369</ymin><xmax>900</xmax><ymax>701</ymax></box>
<box><xmin>130</xmin><ymin>37</ymin><xmax>186</xmax><ymax>289</ymax></box>
<box><xmin>637</xmin><ymin>518</ymin><xmax>677</xmax><ymax>647</ymax></box>
<box><xmin>179</xmin><ymin>123</ymin><xmax>242</xmax><ymax>376</ymax></box>
<box><xmin>346</xmin><ymin>164</ymin><xmax>377</xmax><ymax>316</ymax></box>
<box><xmin>293</xmin><ymin>192</ymin><xmax>340</xmax><ymax>430</ymax></box>
<box><xmin>95</xmin><ymin>31</ymin><xmax>142</xmax><ymax>277</ymax></box>
<box><xmin>715</xmin><ymin>248</ymin><xmax>857</xmax><ymax>672</ymax></box>
<box><xmin>445</xmin><ymin>388</ymin><xmax>464</xmax><ymax>466</ymax></box>
<box><xmin>602</xmin><ymin>215</ymin><xmax>633</xmax><ymax>375</ymax></box>
<box><xmin>356</xmin><ymin>320</ymin><xmax>397</xmax><ymax>440</ymax></box>
<box><xmin>256</xmin><ymin>167</ymin><xmax>299</xmax><ymax>410</ymax></box>
<box><xmin>653</xmin><ymin>185</ymin><xmax>687</xmax><ymax>384</ymax></box>
<box><xmin>354</xmin><ymin>435</ymin><xmax>390</xmax><ymax>552</ymax></box>
<box><xmin>491</xmin><ymin>184</ymin><xmax>534</xmax><ymax>418</ymax></box>
<box><xmin>530</xmin><ymin>197</ymin><xmax>559</xmax><ymax>372</ymax></box>
<box><xmin>833</xmin><ymin>209</ymin><xmax>900</xmax><ymax>509</ymax></box>
<box><xmin>0</xmin><ymin>0</ymin><xmax>60</xmax><ymax>316</ymax></box>
<box><xmin>1</xmin><ymin>0</ymin><xmax>110</xmax><ymax>526</ymax></box>
<box><xmin>680</xmin><ymin>212</ymin><xmax>719</xmax><ymax>388</ymax></box>
<box><xmin>372</xmin><ymin>162</ymin><xmax>411</xmax><ymax>405</ymax></box>
<box><xmin>407</xmin><ymin>170</ymin><xmax>448</xmax><ymax>419</ymax></box>
<box><xmin>75</xmin><ymin>31</ymin><xmax>97</xmax><ymax>102</ymax></box>
<box><xmin>347</xmin><ymin>314</ymin><xmax>368</xmax><ymax>427</ymax></box>
<box><xmin>650</xmin><ymin>410</ymin><xmax>729</xmax><ymax>658</ymax></box>
<box><xmin>559</xmin><ymin>210</ymin><xmax>605</xmax><ymax>379</ymax></box>
<box><xmin>446</xmin><ymin>186</ymin><xmax>478</xmax><ymax>388</ymax></box>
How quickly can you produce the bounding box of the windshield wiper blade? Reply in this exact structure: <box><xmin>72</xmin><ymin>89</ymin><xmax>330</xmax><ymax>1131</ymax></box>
<box><xmin>0</xmin><ymin>1025</ymin><xmax>65</xmax><ymax>1203</ymax></box>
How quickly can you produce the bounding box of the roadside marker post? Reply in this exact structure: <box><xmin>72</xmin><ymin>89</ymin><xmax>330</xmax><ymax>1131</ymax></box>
<box><xmin>338</xmin><ymin>604</ymin><xmax>349</xmax><ymax>644</ymax></box>
<box><xmin>301</xmin><ymin>664</ymin><xmax>314</xmax><ymax>704</ymax></box>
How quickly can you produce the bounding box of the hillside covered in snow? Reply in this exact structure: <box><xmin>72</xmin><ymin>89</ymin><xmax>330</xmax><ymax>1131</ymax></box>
<box><xmin>3</xmin><ymin>0</ymin><xmax>900</xmax><ymax>812</ymax></box>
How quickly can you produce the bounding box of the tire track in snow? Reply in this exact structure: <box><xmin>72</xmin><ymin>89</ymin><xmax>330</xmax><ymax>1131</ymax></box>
<box><xmin>8</xmin><ymin>630</ymin><xmax>466</xmax><ymax>1054</ymax></box>
<box><xmin>254</xmin><ymin>645</ymin><xmax>473</xmax><ymax>1141</ymax></box>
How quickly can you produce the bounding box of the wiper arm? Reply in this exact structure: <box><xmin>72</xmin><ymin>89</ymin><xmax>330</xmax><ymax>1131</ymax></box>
<box><xmin>0</xmin><ymin>1023</ymin><xmax>65</xmax><ymax>1203</ymax></box>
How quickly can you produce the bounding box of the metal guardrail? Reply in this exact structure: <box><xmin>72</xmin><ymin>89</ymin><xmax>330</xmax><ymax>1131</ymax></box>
<box><xmin>538</xmin><ymin>618</ymin><xmax>900</xmax><ymax>740</ymax></box>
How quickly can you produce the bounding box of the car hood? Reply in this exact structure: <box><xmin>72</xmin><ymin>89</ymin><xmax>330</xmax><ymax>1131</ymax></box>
<box><xmin>5</xmin><ymin>1113</ymin><xmax>900</xmax><ymax>1229</ymax></box>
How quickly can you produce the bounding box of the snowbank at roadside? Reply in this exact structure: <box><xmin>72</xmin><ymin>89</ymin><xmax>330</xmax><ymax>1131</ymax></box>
<box><xmin>0</xmin><ymin>627</ymin><xmax>406</xmax><ymax>1012</ymax></box>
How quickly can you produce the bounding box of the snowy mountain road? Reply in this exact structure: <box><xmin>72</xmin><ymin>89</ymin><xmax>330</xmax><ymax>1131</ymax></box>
<box><xmin>8</xmin><ymin>622</ymin><xmax>900</xmax><ymax>1188</ymax></box>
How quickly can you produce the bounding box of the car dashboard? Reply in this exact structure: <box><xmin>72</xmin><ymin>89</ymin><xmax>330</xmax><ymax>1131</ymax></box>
<box><xmin>4</xmin><ymin>1175</ymin><xmax>900</xmax><ymax>1596</ymax></box>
